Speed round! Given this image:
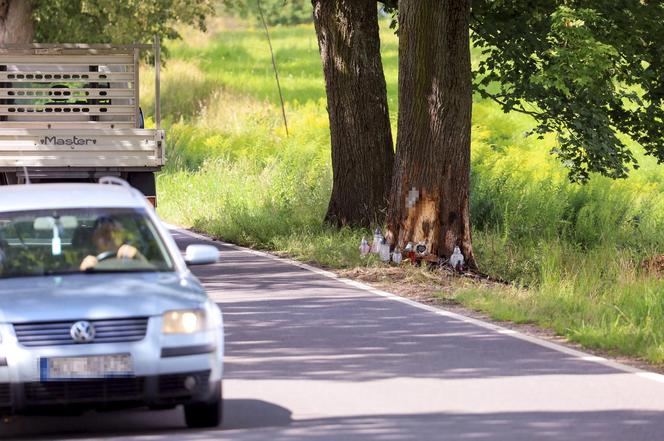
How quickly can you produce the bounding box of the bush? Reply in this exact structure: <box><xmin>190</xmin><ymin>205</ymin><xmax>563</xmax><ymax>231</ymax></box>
<box><xmin>141</xmin><ymin>60</ymin><xmax>221</xmax><ymax>122</ymax></box>
<box><xmin>220</xmin><ymin>1</ymin><xmax>312</xmax><ymax>26</ymax></box>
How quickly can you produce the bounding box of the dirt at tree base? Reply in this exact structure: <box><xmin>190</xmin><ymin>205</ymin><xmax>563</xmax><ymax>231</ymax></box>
<box><xmin>641</xmin><ymin>255</ymin><xmax>664</xmax><ymax>274</ymax></box>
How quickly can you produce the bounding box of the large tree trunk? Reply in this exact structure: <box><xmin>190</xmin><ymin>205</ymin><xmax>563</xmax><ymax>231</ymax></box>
<box><xmin>386</xmin><ymin>0</ymin><xmax>476</xmax><ymax>269</ymax></box>
<box><xmin>312</xmin><ymin>0</ymin><xmax>394</xmax><ymax>228</ymax></box>
<box><xmin>0</xmin><ymin>0</ymin><xmax>33</xmax><ymax>44</ymax></box>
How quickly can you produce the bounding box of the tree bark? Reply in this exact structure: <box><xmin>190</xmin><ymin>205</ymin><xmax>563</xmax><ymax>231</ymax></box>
<box><xmin>0</xmin><ymin>0</ymin><xmax>34</xmax><ymax>44</ymax></box>
<box><xmin>386</xmin><ymin>0</ymin><xmax>476</xmax><ymax>269</ymax></box>
<box><xmin>312</xmin><ymin>0</ymin><xmax>394</xmax><ymax>228</ymax></box>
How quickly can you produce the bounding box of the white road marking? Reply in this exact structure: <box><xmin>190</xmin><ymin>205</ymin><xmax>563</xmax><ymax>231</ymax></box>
<box><xmin>169</xmin><ymin>224</ymin><xmax>664</xmax><ymax>383</ymax></box>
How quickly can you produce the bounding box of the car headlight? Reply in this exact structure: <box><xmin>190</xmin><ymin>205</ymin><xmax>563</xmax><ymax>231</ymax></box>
<box><xmin>162</xmin><ymin>310</ymin><xmax>206</xmax><ymax>334</ymax></box>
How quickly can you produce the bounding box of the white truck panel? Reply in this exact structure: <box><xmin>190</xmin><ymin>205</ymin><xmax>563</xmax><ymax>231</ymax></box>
<box><xmin>0</xmin><ymin>42</ymin><xmax>162</xmax><ymax>196</ymax></box>
<box><xmin>0</xmin><ymin>129</ymin><xmax>164</xmax><ymax>168</ymax></box>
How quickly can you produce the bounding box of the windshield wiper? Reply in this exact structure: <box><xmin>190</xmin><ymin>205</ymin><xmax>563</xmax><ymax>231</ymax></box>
<box><xmin>1</xmin><ymin>269</ymin><xmax>74</xmax><ymax>279</ymax></box>
<box><xmin>82</xmin><ymin>268</ymin><xmax>156</xmax><ymax>274</ymax></box>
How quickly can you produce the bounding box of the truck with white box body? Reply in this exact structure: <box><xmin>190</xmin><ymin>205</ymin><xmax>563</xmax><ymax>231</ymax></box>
<box><xmin>0</xmin><ymin>39</ymin><xmax>164</xmax><ymax>204</ymax></box>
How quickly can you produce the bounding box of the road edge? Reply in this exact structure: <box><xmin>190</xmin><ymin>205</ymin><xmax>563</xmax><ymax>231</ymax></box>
<box><xmin>171</xmin><ymin>225</ymin><xmax>664</xmax><ymax>384</ymax></box>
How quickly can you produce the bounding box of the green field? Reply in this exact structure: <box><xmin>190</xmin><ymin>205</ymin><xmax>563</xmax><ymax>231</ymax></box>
<box><xmin>148</xmin><ymin>20</ymin><xmax>664</xmax><ymax>365</ymax></box>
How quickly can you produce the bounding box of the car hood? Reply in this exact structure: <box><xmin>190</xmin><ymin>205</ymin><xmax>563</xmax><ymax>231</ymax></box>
<box><xmin>0</xmin><ymin>272</ymin><xmax>206</xmax><ymax>323</ymax></box>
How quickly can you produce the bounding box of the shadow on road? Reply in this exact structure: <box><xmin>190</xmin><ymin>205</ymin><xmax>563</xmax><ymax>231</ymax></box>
<box><xmin>221</xmin><ymin>409</ymin><xmax>664</xmax><ymax>441</ymax></box>
<box><xmin>0</xmin><ymin>399</ymin><xmax>292</xmax><ymax>440</ymax></box>
<box><xmin>6</xmin><ymin>408</ymin><xmax>664</xmax><ymax>441</ymax></box>
<box><xmin>220</xmin><ymin>296</ymin><xmax>622</xmax><ymax>382</ymax></box>
<box><xmin>222</xmin><ymin>397</ymin><xmax>292</xmax><ymax>430</ymax></box>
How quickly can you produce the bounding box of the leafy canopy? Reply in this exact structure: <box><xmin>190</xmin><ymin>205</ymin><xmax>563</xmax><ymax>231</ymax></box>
<box><xmin>472</xmin><ymin>0</ymin><xmax>664</xmax><ymax>182</ymax></box>
<box><xmin>33</xmin><ymin>0</ymin><xmax>214</xmax><ymax>46</ymax></box>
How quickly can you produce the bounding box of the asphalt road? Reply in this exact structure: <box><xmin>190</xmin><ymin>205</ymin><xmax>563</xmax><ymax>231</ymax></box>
<box><xmin>3</xmin><ymin>228</ymin><xmax>664</xmax><ymax>440</ymax></box>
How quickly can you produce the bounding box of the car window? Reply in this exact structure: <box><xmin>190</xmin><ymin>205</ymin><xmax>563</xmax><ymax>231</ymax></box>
<box><xmin>0</xmin><ymin>207</ymin><xmax>174</xmax><ymax>279</ymax></box>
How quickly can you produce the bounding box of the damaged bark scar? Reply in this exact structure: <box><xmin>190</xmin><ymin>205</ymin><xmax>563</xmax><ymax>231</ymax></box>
<box><xmin>401</xmin><ymin>194</ymin><xmax>439</xmax><ymax>249</ymax></box>
<box><xmin>448</xmin><ymin>211</ymin><xmax>458</xmax><ymax>224</ymax></box>
<box><xmin>422</xmin><ymin>220</ymin><xmax>431</xmax><ymax>237</ymax></box>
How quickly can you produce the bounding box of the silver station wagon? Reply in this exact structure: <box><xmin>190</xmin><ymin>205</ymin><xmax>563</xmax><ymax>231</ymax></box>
<box><xmin>0</xmin><ymin>179</ymin><xmax>224</xmax><ymax>428</ymax></box>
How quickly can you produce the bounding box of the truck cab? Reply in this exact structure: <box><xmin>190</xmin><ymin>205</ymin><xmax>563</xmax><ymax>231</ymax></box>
<box><xmin>0</xmin><ymin>40</ymin><xmax>164</xmax><ymax>205</ymax></box>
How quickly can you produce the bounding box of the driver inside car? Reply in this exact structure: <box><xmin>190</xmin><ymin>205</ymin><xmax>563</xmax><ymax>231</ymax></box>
<box><xmin>0</xmin><ymin>237</ymin><xmax>7</xmax><ymax>274</ymax></box>
<box><xmin>79</xmin><ymin>217</ymin><xmax>144</xmax><ymax>271</ymax></box>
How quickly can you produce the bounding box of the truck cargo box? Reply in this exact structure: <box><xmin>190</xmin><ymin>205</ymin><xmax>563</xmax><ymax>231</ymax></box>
<box><xmin>0</xmin><ymin>41</ymin><xmax>164</xmax><ymax>201</ymax></box>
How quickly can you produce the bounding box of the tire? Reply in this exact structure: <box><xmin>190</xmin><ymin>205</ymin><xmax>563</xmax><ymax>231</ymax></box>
<box><xmin>184</xmin><ymin>381</ymin><xmax>222</xmax><ymax>429</ymax></box>
<box><xmin>126</xmin><ymin>172</ymin><xmax>156</xmax><ymax>197</ymax></box>
<box><xmin>1</xmin><ymin>172</ymin><xmax>17</xmax><ymax>186</ymax></box>
<box><xmin>184</xmin><ymin>399</ymin><xmax>222</xmax><ymax>428</ymax></box>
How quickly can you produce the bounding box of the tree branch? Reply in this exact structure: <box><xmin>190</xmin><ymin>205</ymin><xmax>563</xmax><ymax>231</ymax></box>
<box><xmin>257</xmin><ymin>0</ymin><xmax>289</xmax><ymax>136</ymax></box>
<box><xmin>482</xmin><ymin>91</ymin><xmax>542</xmax><ymax>118</ymax></box>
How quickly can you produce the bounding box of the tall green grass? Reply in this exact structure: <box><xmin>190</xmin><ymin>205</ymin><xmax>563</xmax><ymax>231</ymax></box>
<box><xmin>153</xmin><ymin>20</ymin><xmax>664</xmax><ymax>363</ymax></box>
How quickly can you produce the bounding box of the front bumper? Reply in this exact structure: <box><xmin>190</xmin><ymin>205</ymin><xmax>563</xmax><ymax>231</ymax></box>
<box><xmin>0</xmin><ymin>317</ymin><xmax>224</xmax><ymax>415</ymax></box>
<box><xmin>0</xmin><ymin>371</ymin><xmax>220</xmax><ymax>415</ymax></box>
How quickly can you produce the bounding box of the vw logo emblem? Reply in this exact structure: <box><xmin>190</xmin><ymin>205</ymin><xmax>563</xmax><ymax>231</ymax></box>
<box><xmin>70</xmin><ymin>321</ymin><xmax>96</xmax><ymax>343</ymax></box>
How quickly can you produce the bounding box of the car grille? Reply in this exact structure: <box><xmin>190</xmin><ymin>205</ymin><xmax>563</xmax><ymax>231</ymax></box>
<box><xmin>13</xmin><ymin>317</ymin><xmax>149</xmax><ymax>347</ymax></box>
<box><xmin>24</xmin><ymin>378</ymin><xmax>145</xmax><ymax>405</ymax></box>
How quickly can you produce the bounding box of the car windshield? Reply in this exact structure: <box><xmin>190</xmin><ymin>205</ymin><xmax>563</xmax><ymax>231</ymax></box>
<box><xmin>0</xmin><ymin>207</ymin><xmax>174</xmax><ymax>279</ymax></box>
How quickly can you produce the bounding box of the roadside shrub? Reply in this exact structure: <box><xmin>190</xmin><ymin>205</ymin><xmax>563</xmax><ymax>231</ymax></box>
<box><xmin>141</xmin><ymin>60</ymin><xmax>220</xmax><ymax>122</ymax></box>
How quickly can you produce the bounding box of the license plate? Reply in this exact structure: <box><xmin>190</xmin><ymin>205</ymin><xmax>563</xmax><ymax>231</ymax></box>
<box><xmin>40</xmin><ymin>354</ymin><xmax>134</xmax><ymax>381</ymax></box>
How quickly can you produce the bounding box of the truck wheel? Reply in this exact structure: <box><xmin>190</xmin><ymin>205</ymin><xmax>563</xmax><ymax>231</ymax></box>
<box><xmin>126</xmin><ymin>172</ymin><xmax>156</xmax><ymax>197</ymax></box>
<box><xmin>0</xmin><ymin>172</ymin><xmax>17</xmax><ymax>185</ymax></box>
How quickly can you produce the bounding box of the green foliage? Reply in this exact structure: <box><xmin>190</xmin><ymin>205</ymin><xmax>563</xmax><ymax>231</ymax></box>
<box><xmin>141</xmin><ymin>60</ymin><xmax>220</xmax><ymax>121</ymax></box>
<box><xmin>33</xmin><ymin>0</ymin><xmax>214</xmax><ymax>46</ymax></box>
<box><xmin>472</xmin><ymin>1</ymin><xmax>664</xmax><ymax>182</ymax></box>
<box><xmin>219</xmin><ymin>0</ymin><xmax>312</xmax><ymax>26</ymax></box>
<box><xmin>157</xmin><ymin>94</ymin><xmax>356</xmax><ymax>265</ymax></box>
<box><xmin>470</xmin><ymin>100</ymin><xmax>664</xmax><ymax>284</ymax></box>
<box><xmin>457</xmin><ymin>262</ymin><xmax>664</xmax><ymax>363</ymax></box>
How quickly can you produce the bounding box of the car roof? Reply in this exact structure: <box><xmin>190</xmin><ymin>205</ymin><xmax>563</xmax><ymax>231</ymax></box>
<box><xmin>0</xmin><ymin>183</ymin><xmax>148</xmax><ymax>212</ymax></box>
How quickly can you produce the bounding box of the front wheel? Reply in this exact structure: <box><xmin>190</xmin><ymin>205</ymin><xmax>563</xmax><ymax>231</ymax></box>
<box><xmin>184</xmin><ymin>395</ymin><xmax>222</xmax><ymax>428</ymax></box>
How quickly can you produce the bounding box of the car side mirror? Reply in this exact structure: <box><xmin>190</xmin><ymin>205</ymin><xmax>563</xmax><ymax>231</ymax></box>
<box><xmin>184</xmin><ymin>244</ymin><xmax>219</xmax><ymax>266</ymax></box>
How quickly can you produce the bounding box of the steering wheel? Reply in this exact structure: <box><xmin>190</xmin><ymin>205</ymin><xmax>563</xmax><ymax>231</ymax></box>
<box><xmin>95</xmin><ymin>250</ymin><xmax>116</xmax><ymax>261</ymax></box>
